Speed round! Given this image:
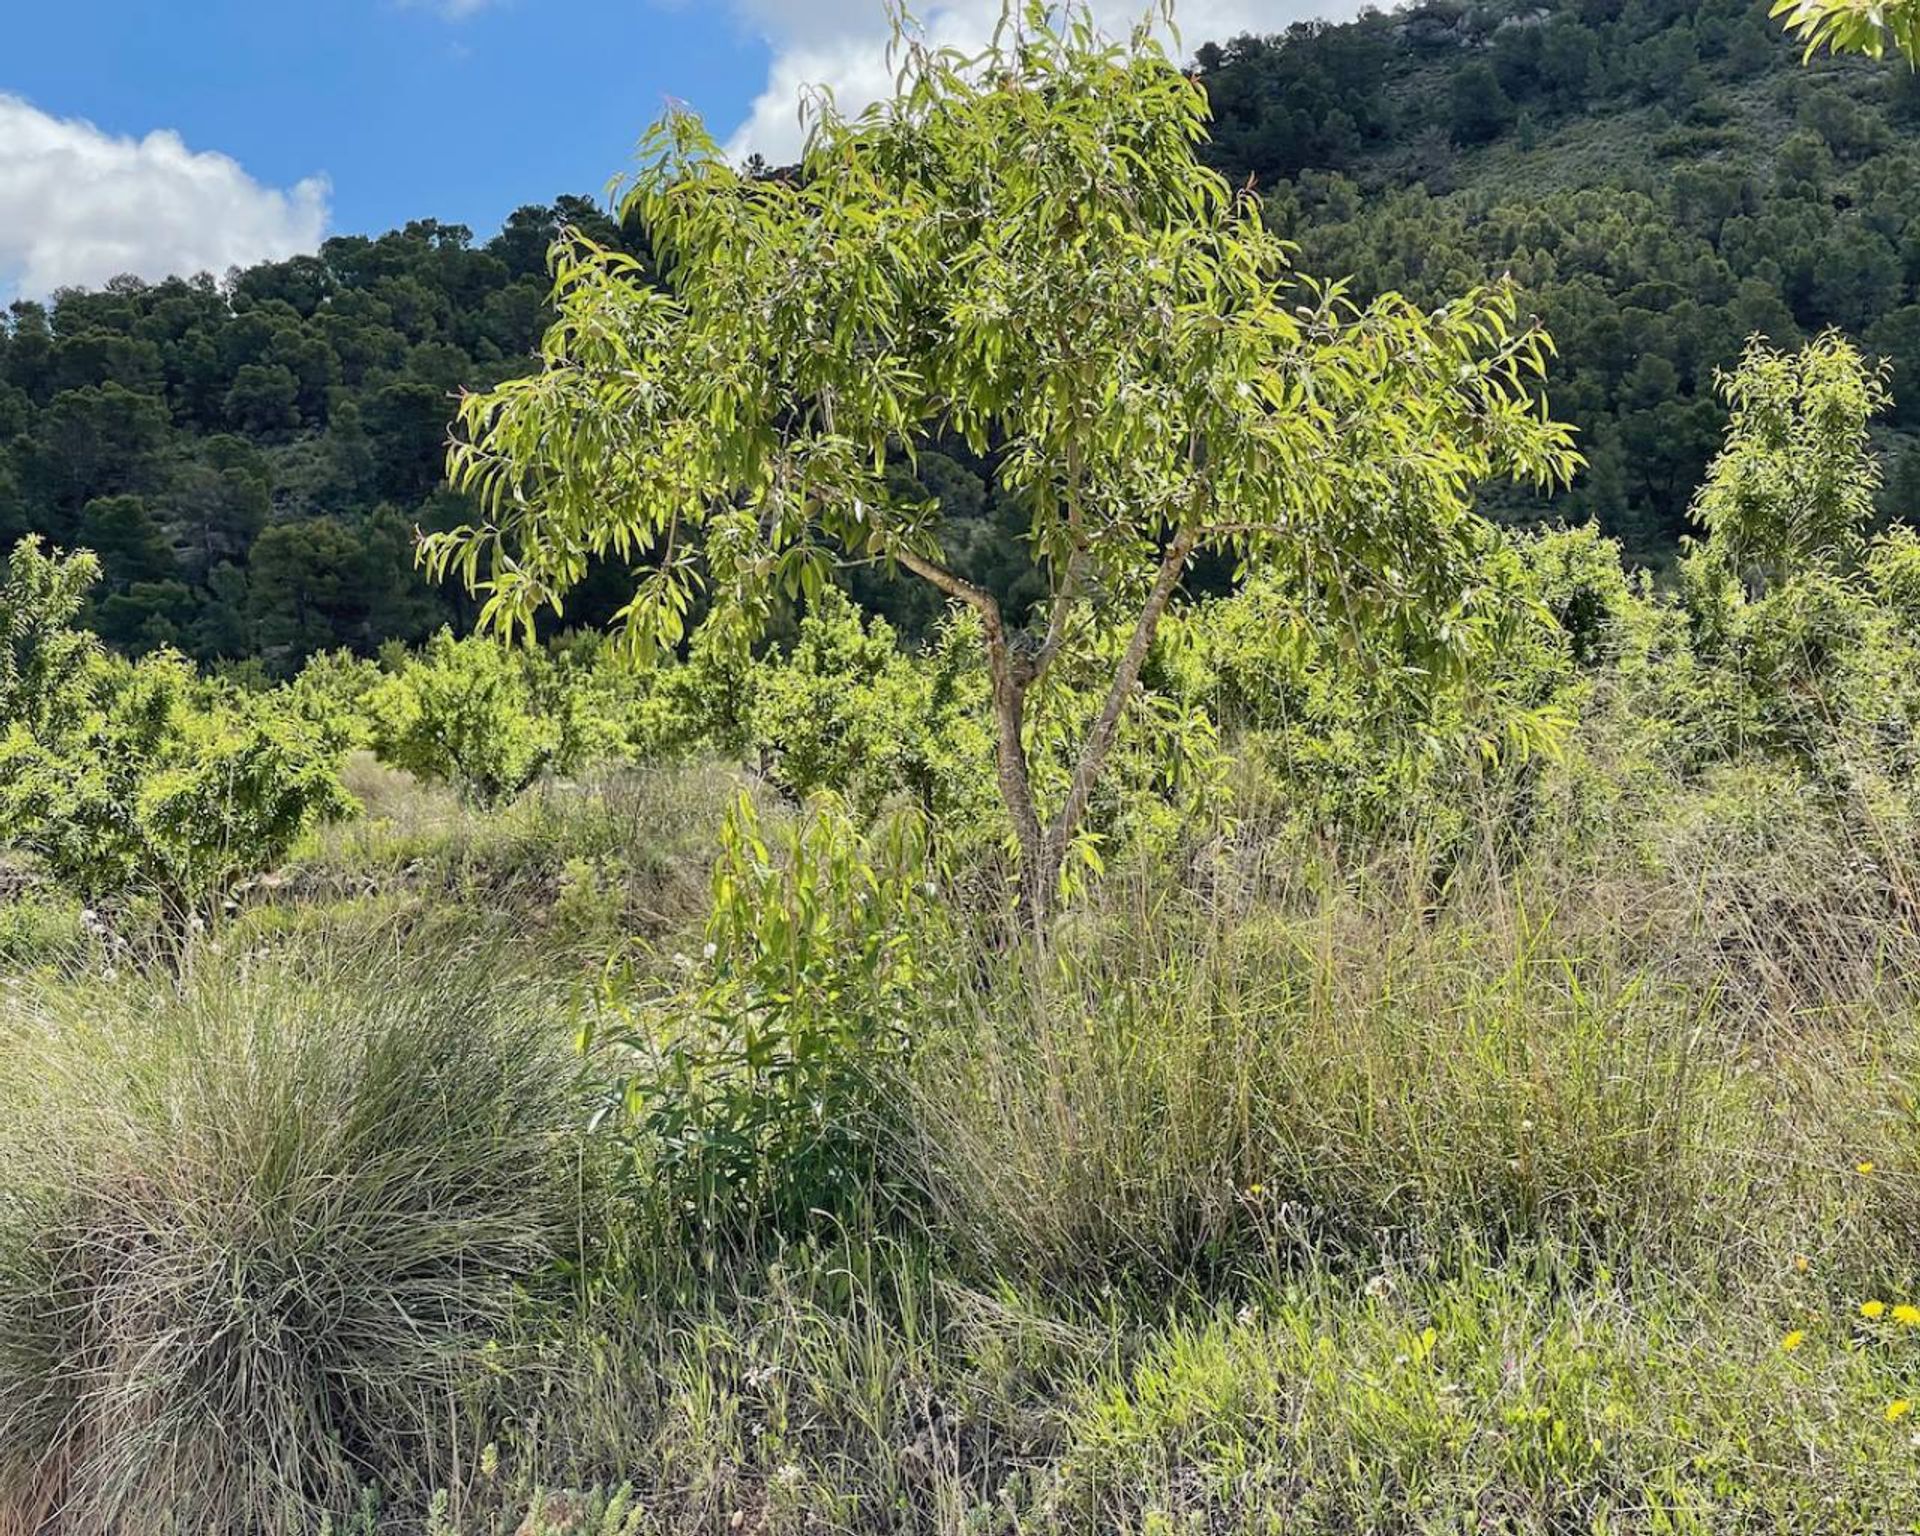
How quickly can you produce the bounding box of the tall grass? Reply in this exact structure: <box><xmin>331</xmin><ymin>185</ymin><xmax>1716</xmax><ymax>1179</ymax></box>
<box><xmin>4</xmin><ymin>757</ymin><xmax>1920</xmax><ymax>1532</ymax></box>
<box><xmin>906</xmin><ymin>846</ymin><xmax>1918</xmax><ymax>1294</ymax></box>
<box><xmin>0</xmin><ymin>933</ymin><xmax>593</xmax><ymax>1536</ymax></box>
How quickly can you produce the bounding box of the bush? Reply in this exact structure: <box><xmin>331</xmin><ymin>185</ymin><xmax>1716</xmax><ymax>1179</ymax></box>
<box><xmin>595</xmin><ymin>792</ymin><xmax>947</xmax><ymax>1237</ymax></box>
<box><xmin>0</xmin><ymin>938</ymin><xmax>592</xmax><ymax>1535</ymax></box>
<box><xmin>0</xmin><ymin>539</ymin><xmax>354</xmax><ymax>921</ymax></box>
<box><xmin>367</xmin><ymin>629</ymin><xmax>573</xmax><ymax>807</ymax></box>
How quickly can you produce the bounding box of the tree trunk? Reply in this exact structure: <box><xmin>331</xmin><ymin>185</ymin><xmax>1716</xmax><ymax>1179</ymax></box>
<box><xmin>982</xmin><ymin>614</ymin><xmax>1051</xmax><ymax>928</ymax></box>
<box><xmin>1034</xmin><ymin>529</ymin><xmax>1198</xmax><ymax>905</ymax></box>
<box><xmin>894</xmin><ymin>531</ymin><xmax>1197</xmax><ymax>933</ymax></box>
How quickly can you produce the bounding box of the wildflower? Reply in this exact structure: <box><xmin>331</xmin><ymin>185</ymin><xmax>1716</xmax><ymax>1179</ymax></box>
<box><xmin>1794</xmin><ymin>1254</ymin><xmax>1810</xmax><ymax>1273</ymax></box>
<box><xmin>1781</xmin><ymin>1331</ymin><xmax>1806</xmax><ymax>1352</ymax></box>
<box><xmin>1862</xmin><ymin>1300</ymin><xmax>1887</xmax><ymax>1319</ymax></box>
<box><xmin>1893</xmin><ymin>1304</ymin><xmax>1920</xmax><ymax>1328</ymax></box>
<box><xmin>1856</xmin><ymin>1161</ymin><xmax>1876</xmax><ymax>1175</ymax></box>
<box><xmin>1246</xmin><ymin>1182</ymin><xmax>1264</xmax><ymax>1198</ymax></box>
<box><xmin>1888</xmin><ymin>1400</ymin><xmax>1913</xmax><ymax>1423</ymax></box>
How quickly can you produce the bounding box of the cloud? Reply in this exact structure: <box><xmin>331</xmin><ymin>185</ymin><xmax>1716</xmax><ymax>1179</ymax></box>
<box><xmin>718</xmin><ymin>0</ymin><xmax>1352</xmax><ymax>162</ymax></box>
<box><xmin>0</xmin><ymin>96</ymin><xmax>330</xmax><ymax>301</ymax></box>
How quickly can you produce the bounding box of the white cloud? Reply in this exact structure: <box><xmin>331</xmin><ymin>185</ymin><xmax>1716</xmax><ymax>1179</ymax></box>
<box><xmin>718</xmin><ymin>0</ymin><xmax>1353</xmax><ymax>162</ymax></box>
<box><xmin>0</xmin><ymin>96</ymin><xmax>330</xmax><ymax>300</ymax></box>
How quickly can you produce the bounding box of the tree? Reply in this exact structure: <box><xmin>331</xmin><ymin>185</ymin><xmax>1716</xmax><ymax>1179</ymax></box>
<box><xmin>0</xmin><ymin>538</ymin><xmax>352</xmax><ymax>923</ymax></box>
<box><xmin>248</xmin><ymin>518</ymin><xmax>372</xmax><ymax>664</ymax></box>
<box><xmin>1451</xmin><ymin>61</ymin><xmax>1518</xmax><ymax>145</ymax></box>
<box><xmin>0</xmin><ymin>536</ymin><xmax>100</xmax><ymax>737</ymax></box>
<box><xmin>1690</xmin><ymin>331</ymin><xmax>1890</xmax><ymax>588</ymax></box>
<box><xmin>433</xmin><ymin>6</ymin><xmax>1578</xmax><ymax>920</ymax></box>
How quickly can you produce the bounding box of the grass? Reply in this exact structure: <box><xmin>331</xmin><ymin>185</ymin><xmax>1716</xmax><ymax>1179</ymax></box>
<box><xmin>3</xmin><ymin>750</ymin><xmax>1920</xmax><ymax>1532</ymax></box>
<box><xmin>0</xmin><ymin>929</ymin><xmax>594</xmax><ymax>1536</ymax></box>
<box><xmin>281</xmin><ymin>752</ymin><xmax>744</xmax><ymax>951</ymax></box>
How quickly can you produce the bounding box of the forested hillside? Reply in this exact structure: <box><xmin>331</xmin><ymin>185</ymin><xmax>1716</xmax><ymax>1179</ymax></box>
<box><xmin>1196</xmin><ymin>0</ymin><xmax>1920</xmax><ymax>553</ymax></box>
<box><xmin>4</xmin><ymin>0</ymin><xmax>1919</xmax><ymax>669</ymax></box>
<box><xmin>0</xmin><ymin>197</ymin><xmax>647</xmax><ymax>667</ymax></box>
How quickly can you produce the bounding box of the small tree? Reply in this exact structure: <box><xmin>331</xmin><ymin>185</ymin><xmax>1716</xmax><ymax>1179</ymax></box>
<box><xmin>1690</xmin><ymin>331</ymin><xmax>1890</xmax><ymax>591</ymax></box>
<box><xmin>0</xmin><ymin>536</ymin><xmax>101</xmax><ymax>738</ymax></box>
<box><xmin>0</xmin><ymin>538</ymin><xmax>353</xmax><ymax>925</ymax></box>
<box><xmin>432</xmin><ymin>6</ymin><xmax>1578</xmax><ymax>919</ymax></box>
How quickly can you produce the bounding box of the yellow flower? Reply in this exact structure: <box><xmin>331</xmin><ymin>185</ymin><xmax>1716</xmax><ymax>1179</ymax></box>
<box><xmin>1863</xmin><ymin>1300</ymin><xmax>1888</xmax><ymax>1319</ymax></box>
<box><xmin>1781</xmin><ymin>1330</ymin><xmax>1806</xmax><ymax>1352</ymax></box>
<box><xmin>1793</xmin><ymin>1254</ymin><xmax>1810</xmax><ymax>1273</ymax></box>
<box><xmin>1856</xmin><ymin>1161</ymin><xmax>1876</xmax><ymax>1175</ymax></box>
<box><xmin>1888</xmin><ymin>1400</ymin><xmax>1914</xmax><ymax>1423</ymax></box>
<box><xmin>1245</xmin><ymin>1183</ymin><xmax>1264</xmax><ymax>1198</ymax></box>
<box><xmin>1894</xmin><ymin>1304</ymin><xmax>1920</xmax><ymax>1328</ymax></box>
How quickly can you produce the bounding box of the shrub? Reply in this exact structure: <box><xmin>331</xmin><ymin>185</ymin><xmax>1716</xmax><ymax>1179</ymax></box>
<box><xmin>0</xmin><ymin>938</ymin><xmax>592</xmax><ymax>1535</ymax></box>
<box><xmin>0</xmin><ymin>536</ymin><xmax>100</xmax><ymax>738</ymax></box>
<box><xmin>0</xmin><ymin>540</ymin><xmax>354</xmax><ymax>922</ymax></box>
<box><xmin>367</xmin><ymin>629</ymin><xmax>569</xmax><ymax>806</ymax></box>
<box><xmin>744</xmin><ymin>591</ymin><xmax>997</xmax><ymax>845</ymax></box>
<box><xmin>1515</xmin><ymin>522</ymin><xmax>1634</xmax><ymax>668</ymax></box>
<box><xmin>594</xmin><ymin>792</ymin><xmax>946</xmax><ymax>1237</ymax></box>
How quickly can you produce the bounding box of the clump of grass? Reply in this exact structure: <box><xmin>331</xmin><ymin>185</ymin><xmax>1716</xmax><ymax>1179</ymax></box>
<box><xmin>0</xmin><ymin>935</ymin><xmax>594</xmax><ymax>1536</ymax></box>
<box><xmin>0</xmin><ymin>891</ymin><xmax>93</xmax><ymax>974</ymax></box>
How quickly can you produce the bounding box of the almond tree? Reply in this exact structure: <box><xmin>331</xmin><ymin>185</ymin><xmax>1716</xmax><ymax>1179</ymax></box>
<box><xmin>431</xmin><ymin>4</ymin><xmax>1579</xmax><ymax>921</ymax></box>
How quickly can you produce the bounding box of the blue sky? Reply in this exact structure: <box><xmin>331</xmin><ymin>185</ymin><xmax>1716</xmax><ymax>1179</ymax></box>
<box><xmin>0</xmin><ymin>0</ymin><xmax>1327</xmax><ymax>299</ymax></box>
<box><xmin>5</xmin><ymin>1</ymin><xmax>765</xmax><ymax>256</ymax></box>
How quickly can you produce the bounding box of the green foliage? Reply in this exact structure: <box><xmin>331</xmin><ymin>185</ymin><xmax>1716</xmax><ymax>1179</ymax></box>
<box><xmin>0</xmin><ymin>535</ymin><xmax>100</xmax><ymax>736</ymax></box>
<box><xmin>1515</xmin><ymin>522</ymin><xmax>1635</xmax><ymax>668</ymax></box>
<box><xmin>367</xmin><ymin>629</ymin><xmax>596</xmax><ymax>807</ymax></box>
<box><xmin>1690</xmin><ymin>331</ymin><xmax>1890</xmax><ymax>587</ymax></box>
<box><xmin>1450</xmin><ymin>60</ymin><xmax>1517</xmax><ymax>145</ymax></box>
<box><xmin>596</xmin><ymin>793</ymin><xmax>943</xmax><ymax>1235</ymax></box>
<box><xmin>1774</xmin><ymin>0</ymin><xmax>1920</xmax><ymax>64</ymax></box>
<box><xmin>0</xmin><ymin>539</ymin><xmax>353</xmax><ymax>917</ymax></box>
<box><xmin>744</xmin><ymin>591</ymin><xmax>997</xmax><ymax>843</ymax></box>
<box><xmin>0</xmin><ymin>203</ymin><xmax>653</xmax><ymax>670</ymax></box>
<box><xmin>434</xmin><ymin>7</ymin><xmax>1576</xmax><ymax>912</ymax></box>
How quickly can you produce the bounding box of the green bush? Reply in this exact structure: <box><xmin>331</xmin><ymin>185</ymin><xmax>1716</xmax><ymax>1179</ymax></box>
<box><xmin>744</xmin><ymin>591</ymin><xmax>997</xmax><ymax>845</ymax></box>
<box><xmin>0</xmin><ymin>938</ymin><xmax>592</xmax><ymax>1536</ymax></box>
<box><xmin>595</xmin><ymin>791</ymin><xmax>946</xmax><ymax>1237</ymax></box>
<box><xmin>367</xmin><ymin>629</ymin><xmax>572</xmax><ymax>806</ymax></box>
<box><xmin>0</xmin><ymin>539</ymin><xmax>354</xmax><ymax>922</ymax></box>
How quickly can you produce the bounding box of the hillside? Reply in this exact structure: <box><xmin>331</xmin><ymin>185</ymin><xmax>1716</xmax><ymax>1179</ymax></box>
<box><xmin>10</xmin><ymin>16</ymin><xmax>1920</xmax><ymax>1532</ymax></box>
<box><xmin>1196</xmin><ymin>0</ymin><xmax>1920</xmax><ymax>555</ymax></box>
<box><xmin>4</xmin><ymin>0</ymin><xmax>1919</xmax><ymax>669</ymax></box>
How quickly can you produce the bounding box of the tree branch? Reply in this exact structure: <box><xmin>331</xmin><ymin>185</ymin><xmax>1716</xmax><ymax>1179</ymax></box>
<box><xmin>889</xmin><ymin>542</ymin><xmax>1002</xmax><ymax>618</ymax></box>
<box><xmin>1023</xmin><ymin>547</ymin><xmax>1086</xmax><ymax>685</ymax></box>
<box><xmin>1045</xmin><ymin>527</ymin><xmax>1198</xmax><ymax>868</ymax></box>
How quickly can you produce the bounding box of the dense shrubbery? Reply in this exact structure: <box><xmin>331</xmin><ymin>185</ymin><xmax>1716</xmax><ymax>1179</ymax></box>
<box><xmin>0</xmin><ymin>537</ymin><xmax>353</xmax><ymax>924</ymax></box>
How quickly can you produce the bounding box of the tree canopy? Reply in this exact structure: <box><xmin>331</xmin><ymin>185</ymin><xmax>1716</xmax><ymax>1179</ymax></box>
<box><xmin>432</xmin><ymin>6</ymin><xmax>1577</xmax><ymax>913</ymax></box>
